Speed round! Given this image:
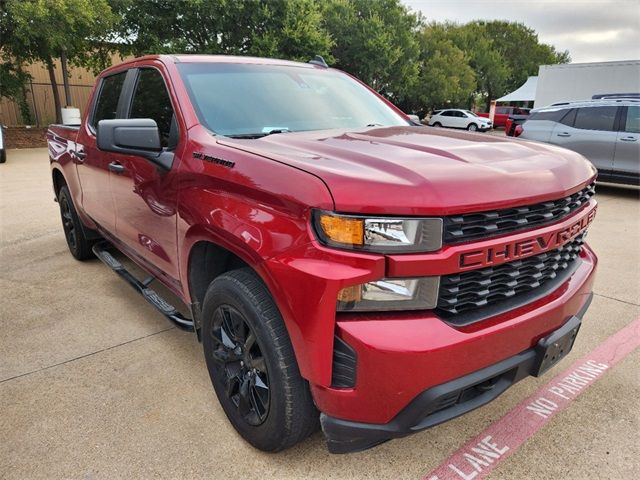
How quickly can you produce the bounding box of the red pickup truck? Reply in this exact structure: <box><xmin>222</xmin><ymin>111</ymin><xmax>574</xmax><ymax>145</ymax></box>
<box><xmin>48</xmin><ymin>55</ymin><xmax>598</xmax><ymax>454</ymax></box>
<box><xmin>477</xmin><ymin>106</ymin><xmax>531</xmax><ymax>128</ymax></box>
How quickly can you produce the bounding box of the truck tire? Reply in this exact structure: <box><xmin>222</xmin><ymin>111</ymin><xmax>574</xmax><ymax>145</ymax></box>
<box><xmin>57</xmin><ymin>185</ymin><xmax>95</xmax><ymax>260</ymax></box>
<box><xmin>467</xmin><ymin>123</ymin><xmax>478</xmax><ymax>131</ymax></box>
<box><xmin>201</xmin><ymin>268</ymin><xmax>319</xmax><ymax>452</ymax></box>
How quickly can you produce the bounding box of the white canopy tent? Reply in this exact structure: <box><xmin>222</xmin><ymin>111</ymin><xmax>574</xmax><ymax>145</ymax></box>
<box><xmin>496</xmin><ymin>76</ymin><xmax>538</xmax><ymax>102</ymax></box>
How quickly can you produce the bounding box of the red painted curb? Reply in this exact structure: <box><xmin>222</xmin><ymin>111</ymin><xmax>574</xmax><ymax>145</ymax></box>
<box><xmin>423</xmin><ymin>317</ymin><xmax>640</xmax><ymax>480</ymax></box>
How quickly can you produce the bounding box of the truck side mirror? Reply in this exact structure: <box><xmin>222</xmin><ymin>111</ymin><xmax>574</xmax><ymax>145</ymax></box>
<box><xmin>97</xmin><ymin>118</ymin><xmax>173</xmax><ymax>169</ymax></box>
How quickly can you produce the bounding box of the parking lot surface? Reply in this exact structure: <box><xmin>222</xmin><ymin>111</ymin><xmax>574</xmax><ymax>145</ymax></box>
<box><xmin>1</xmin><ymin>148</ymin><xmax>638</xmax><ymax>479</ymax></box>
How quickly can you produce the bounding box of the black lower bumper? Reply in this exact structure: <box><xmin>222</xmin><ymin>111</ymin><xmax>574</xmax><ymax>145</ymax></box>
<box><xmin>321</xmin><ymin>293</ymin><xmax>592</xmax><ymax>454</ymax></box>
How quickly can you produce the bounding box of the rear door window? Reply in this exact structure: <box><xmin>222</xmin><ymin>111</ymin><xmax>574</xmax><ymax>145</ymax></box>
<box><xmin>624</xmin><ymin>106</ymin><xmax>640</xmax><ymax>133</ymax></box>
<box><xmin>129</xmin><ymin>68</ymin><xmax>176</xmax><ymax>148</ymax></box>
<box><xmin>528</xmin><ymin>109</ymin><xmax>567</xmax><ymax>122</ymax></box>
<box><xmin>441</xmin><ymin>111</ymin><xmax>454</xmax><ymax>117</ymax></box>
<box><xmin>573</xmin><ymin>106</ymin><xmax>618</xmax><ymax>131</ymax></box>
<box><xmin>91</xmin><ymin>72</ymin><xmax>127</xmax><ymax>129</ymax></box>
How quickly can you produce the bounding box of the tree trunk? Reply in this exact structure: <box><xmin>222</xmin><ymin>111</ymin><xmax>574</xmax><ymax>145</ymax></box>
<box><xmin>60</xmin><ymin>50</ymin><xmax>72</xmax><ymax>107</ymax></box>
<box><xmin>485</xmin><ymin>88</ymin><xmax>493</xmax><ymax>112</ymax></box>
<box><xmin>46</xmin><ymin>56</ymin><xmax>62</xmax><ymax>124</ymax></box>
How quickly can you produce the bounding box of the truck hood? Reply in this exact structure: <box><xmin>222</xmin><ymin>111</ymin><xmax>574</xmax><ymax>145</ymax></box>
<box><xmin>218</xmin><ymin>126</ymin><xmax>597</xmax><ymax>216</ymax></box>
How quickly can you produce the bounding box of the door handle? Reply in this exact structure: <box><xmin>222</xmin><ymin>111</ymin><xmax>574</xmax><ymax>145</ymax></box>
<box><xmin>620</xmin><ymin>136</ymin><xmax>638</xmax><ymax>142</ymax></box>
<box><xmin>556</xmin><ymin>132</ymin><xmax>571</xmax><ymax>137</ymax></box>
<box><xmin>108</xmin><ymin>161</ymin><xmax>126</xmax><ymax>174</ymax></box>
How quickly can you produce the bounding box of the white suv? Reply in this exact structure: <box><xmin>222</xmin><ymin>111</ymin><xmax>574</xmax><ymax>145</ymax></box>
<box><xmin>428</xmin><ymin>109</ymin><xmax>492</xmax><ymax>132</ymax></box>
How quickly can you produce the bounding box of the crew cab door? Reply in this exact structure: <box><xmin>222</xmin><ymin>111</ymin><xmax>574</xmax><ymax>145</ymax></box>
<box><xmin>109</xmin><ymin>66</ymin><xmax>182</xmax><ymax>285</ymax></box>
<box><xmin>76</xmin><ymin>70</ymin><xmax>129</xmax><ymax>232</ymax></box>
<box><xmin>614</xmin><ymin>106</ymin><xmax>640</xmax><ymax>181</ymax></box>
<box><xmin>550</xmin><ymin>105</ymin><xmax>618</xmax><ymax>173</ymax></box>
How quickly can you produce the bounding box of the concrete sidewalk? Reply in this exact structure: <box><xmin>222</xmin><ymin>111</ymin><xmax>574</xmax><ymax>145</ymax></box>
<box><xmin>1</xmin><ymin>148</ymin><xmax>638</xmax><ymax>479</ymax></box>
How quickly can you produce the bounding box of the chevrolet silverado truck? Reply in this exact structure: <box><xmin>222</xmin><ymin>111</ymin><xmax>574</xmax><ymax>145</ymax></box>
<box><xmin>48</xmin><ymin>55</ymin><xmax>598</xmax><ymax>454</ymax></box>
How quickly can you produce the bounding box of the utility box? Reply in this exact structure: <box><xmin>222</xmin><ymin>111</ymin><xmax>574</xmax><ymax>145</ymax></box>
<box><xmin>61</xmin><ymin>107</ymin><xmax>81</xmax><ymax>126</ymax></box>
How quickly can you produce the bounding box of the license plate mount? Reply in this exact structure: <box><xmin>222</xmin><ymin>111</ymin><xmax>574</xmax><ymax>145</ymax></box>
<box><xmin>533</xmin><ymin>315</ymin><xmax>582</xmax><ymax>377</ymax></box>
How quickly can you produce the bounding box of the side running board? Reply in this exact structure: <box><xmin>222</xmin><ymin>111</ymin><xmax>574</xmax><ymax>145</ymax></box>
<box><xmin>92</xmin><ymin>242</ymin><xmax>194</xmax><ymax>332</ymax></box>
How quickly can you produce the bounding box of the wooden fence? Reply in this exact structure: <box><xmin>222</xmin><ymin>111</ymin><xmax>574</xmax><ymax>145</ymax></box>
<box><xmin>0</xmin><ymin>53</ymin><xmax>130</xmax><ymax>126</ymax></box>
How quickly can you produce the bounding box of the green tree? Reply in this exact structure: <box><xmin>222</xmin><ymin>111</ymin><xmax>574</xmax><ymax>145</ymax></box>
<box><xmin>411</xmin><ymin>23</ymin><xmax>476</xmax><ymax>112</ymax></box>
<box><xmin>322</xmin><ymin>0</ymin><xmax>420</xmax><ymax>108</ymax></box>
<box><xmin>0</xmin><ymin>2</ymin><xmax>34</xmax><ymax>124</ymax></box>
<box><xmin>474</xmin><ymin>20</ymin><xmax>570</xmax><ymax>95</ymax></box>
<box><xmin>249</xmin><ymin>0</ymin><xmax>334</xmax><ymax>61</ymax></box>
<box><xmin>450</xmin><ymin>22</ymin><xmax>510</xmax><ymax>111</ymax></box>
<box><xmin>417</xmin><ymin>20</ymin><xmax>569</xmax><ymax>111</ymax></box>
<box><xmin>4</xmin><ymin>0</ymin><xmax>116</xmax><ymax>123</ymax></box>
<box><xmin>0</xmin><ymin>63</ymin><xmax>33</xmax><ymax>124</ymax></box>
<box><xmin>109</xmin><ymin>0</ymin><xmax>333</xmax><ymax>62</ymax></box>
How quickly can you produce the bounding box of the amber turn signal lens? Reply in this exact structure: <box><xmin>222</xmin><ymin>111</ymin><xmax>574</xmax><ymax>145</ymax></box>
<box><xmin>318</xmin><ymin>215</ymin><xmax>364</xmax><ymax>246</ymax></box>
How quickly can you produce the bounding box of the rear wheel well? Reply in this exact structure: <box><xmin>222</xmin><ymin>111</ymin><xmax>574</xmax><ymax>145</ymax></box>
<box><xmin>52</xmin><ymin>169</ymin><xmax>66</xmax><ymax>197</ymax></box>
<box><xmin>188</xmin><ymin>241</ymin><xmax>250</xmax><ymax>310</ymax></box>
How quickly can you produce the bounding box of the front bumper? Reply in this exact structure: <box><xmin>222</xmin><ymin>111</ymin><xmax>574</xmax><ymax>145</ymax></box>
<box><xmin>310</xmin><ymin>245</ymin><xmax>596</xmax><ymax>422</ymax></box>
<box><xmin>321</xmin><ymin>293</ymin><xmax>592</xmax><ymax>453</ymax></box>
<box><xmin>265</xmin><ymin>199</ymin><xmax>597</xmax><ymax>450</ymax></box>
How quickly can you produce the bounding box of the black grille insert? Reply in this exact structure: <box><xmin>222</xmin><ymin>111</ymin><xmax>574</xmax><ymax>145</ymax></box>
<box><xmin>443</xmin><ymin>183</ymin><xmax>595</xmax><ymax>243</ymax></box>
<box><xmin>437</xmin><ymin>235</ymin><xmax>585</xmax><ymax>321</ymax></box>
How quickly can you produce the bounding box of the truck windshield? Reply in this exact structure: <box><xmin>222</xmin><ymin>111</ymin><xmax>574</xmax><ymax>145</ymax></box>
<box><xmin>176</xmin><ymin>63</ymin><xmax>409</xmax><ymax>137</ymax></box>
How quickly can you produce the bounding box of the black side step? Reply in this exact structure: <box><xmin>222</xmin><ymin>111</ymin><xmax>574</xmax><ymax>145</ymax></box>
<box><xmin>92</xmin><ymin>242</ymin><xmax>194</xmax><ymax>332</ymax></box>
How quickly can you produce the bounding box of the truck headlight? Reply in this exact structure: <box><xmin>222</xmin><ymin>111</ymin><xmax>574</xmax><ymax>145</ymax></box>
<box><xmin>337</xmin><ymin>277</ymin><xmax>440</xmax><ymax>312</ymax></box>
<box><xmin>313</xmin><ymin>211</ymin><xmax>443</xmax><ymax>253</ymax></box>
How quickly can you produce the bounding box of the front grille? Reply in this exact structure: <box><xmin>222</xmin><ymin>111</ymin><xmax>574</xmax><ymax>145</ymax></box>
<box><xmin>443</xmin><ymin>183</ymin><xmax>595</xmax><ymax>243</ymax></box>
<box><xmin>436</xmin><ymin>234</ymin><xmax>586</xmax><ymax>319</ymax></box>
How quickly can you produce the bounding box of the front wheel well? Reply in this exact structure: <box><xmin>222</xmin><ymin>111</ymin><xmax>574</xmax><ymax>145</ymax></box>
<box><xmin>188</xmin><ymin>241</ymin><xmax>250</xmax><ymax>311</ymax></box>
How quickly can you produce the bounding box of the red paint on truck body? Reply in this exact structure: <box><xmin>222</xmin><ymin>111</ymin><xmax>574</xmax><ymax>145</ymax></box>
<box><xmin>48</xmin><ymin>55</ymin><xmax>597</xmax><ymax>426</ymax></box>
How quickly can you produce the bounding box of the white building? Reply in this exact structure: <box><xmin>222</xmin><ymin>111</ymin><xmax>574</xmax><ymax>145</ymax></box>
<box><xmin>534</xmin><ymin>60</ymin><xmax>640</xmax><ymax>108</ymax></box>
<box><xmin>497</xmin><ymin>60</ymin><xmax>640</xmax><ymax>108</ymax></box>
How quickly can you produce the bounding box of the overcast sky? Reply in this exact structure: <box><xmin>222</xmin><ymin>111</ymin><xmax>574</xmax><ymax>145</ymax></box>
<box><xmin>402</xmin><ymin>0</ymin><xmax>640</xmax><ymax>63</ymax></box>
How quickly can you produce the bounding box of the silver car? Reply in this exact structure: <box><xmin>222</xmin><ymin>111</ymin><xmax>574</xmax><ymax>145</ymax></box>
<box><xmin>520</xmin><ymin>99</ymin><xmax>639</xmax><ymax>185</ymax></box>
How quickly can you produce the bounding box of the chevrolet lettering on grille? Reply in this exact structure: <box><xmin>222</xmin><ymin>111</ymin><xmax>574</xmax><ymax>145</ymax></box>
<box><xmin>459</xmin><ymin>205</ymin><xmax>597</xmax><ymax>269</ymax></box>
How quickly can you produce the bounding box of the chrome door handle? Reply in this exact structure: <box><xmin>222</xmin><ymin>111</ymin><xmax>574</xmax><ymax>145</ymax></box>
<box><xmin>556</xmin><ymin>132</ymin><xmax>571</xmax><ymax>137</ymax></box>
<box><xmin>620</xmin><ymin>136</ymin><xmax>638</xmax><ymax>142</ymax></box>
<box><xmin>108</xmin><ymin>161</ymin><xmax>126</xmax><ymax>174</ymax></box>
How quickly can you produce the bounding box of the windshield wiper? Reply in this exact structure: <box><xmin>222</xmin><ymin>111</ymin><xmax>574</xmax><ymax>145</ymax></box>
<box><xmin>226</xmin><ymin>128</ymin><xmax>290</xmax><ymax>139</ymax></box>
<box><xmin>365</xmin><ymin>123</ymin><xmax>383</xmax><ymax>127</ymax></box>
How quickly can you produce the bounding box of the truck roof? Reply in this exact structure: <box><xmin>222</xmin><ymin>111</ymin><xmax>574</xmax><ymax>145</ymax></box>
<box><xmin>536</xmin><ymin>98</ymin><xmax>640</xmax><ymax>111</ymax></box>
<box><xmin>101</xmin><ymin>54</ymin><xmax>319</xmax><ymax>76</ymax></box>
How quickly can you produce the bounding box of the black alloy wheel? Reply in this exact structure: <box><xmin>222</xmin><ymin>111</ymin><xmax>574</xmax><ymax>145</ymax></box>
<box><xmin>57</xmin><ymin>185</ymin><xmax>95</xmax><ymax>260</ymax></box>
<box><xmin>60</xmin><ymin>194</ymin><xmax>77</xmax><ymax>251</ymax></box>
<box><xmin>209</xmin><ymin>304</ymin><xmax>270</xmax><ymax>426</ymax></box>
<box><xmin>201</xmin><ymin>269</ymin><xmax>319</xmax><ymax>452</ymax></box>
